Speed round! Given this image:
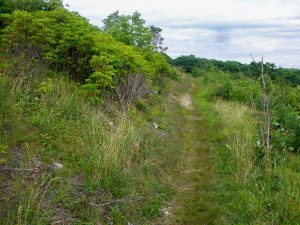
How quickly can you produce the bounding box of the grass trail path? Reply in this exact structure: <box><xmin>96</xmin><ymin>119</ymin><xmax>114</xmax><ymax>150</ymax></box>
<box><xmin>165</xmin><ymin>77</ymin><xmax>221</xmax><ymax>225</ymax></box>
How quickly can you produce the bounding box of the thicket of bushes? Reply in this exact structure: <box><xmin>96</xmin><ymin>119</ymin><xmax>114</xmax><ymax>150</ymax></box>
<box><xmin>0</xmin><ymin>5</ymin><xmax>175</xmax><ymax>105</ymax></box>
<box><xmin>200</xmin><ymin>70</ymin><xmax>300</xmax><ymax>152</ymax></box>
<box><xmin>0</xmin><ymin>0</ymin><xmax>63</xmax><ymax>14</ymax></box>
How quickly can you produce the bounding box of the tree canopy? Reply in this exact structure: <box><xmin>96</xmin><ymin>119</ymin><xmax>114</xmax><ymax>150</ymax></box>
<box><xmin>103</xmin><ymin>11</ymin><xmax>167</xmax><ymax>52</ymax></box>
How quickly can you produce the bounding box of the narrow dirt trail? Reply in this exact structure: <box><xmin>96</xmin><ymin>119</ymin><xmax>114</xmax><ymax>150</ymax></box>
<box><xmin>165</xmin><ymin>78</ymin><xmax>220</xmax><ymax>225</ymax></box>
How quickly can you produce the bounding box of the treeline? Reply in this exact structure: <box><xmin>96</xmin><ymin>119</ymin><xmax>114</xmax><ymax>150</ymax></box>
<box><xmin>0</xmin><ymin>0</ymin><xmax>176</xmax><ymax>105</ymax></box>
<box><xmin>173</xmin><ymin>55</ymin><xmax>300</xmax><ymax>86</ymax></box>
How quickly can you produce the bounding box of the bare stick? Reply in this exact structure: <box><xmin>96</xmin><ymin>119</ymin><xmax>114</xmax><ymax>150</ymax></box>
<box><xmin>0</xmin><ymin>167</ymin><xmax>34</xmax><ymax>172</ymax></box>
<box><xmin>90</xmin><ymin>196</ymin><xmax>144</xmax><ymax>208</ymax></box>
<box><xmin>249</xmin><ymin>55</ymin><xmax>271</xmax><ymax>169</ymax></box>
<box><xmin>260</xmin><ymin>57</ymin><xmax>270</xmax><ymax>150</ymax></box>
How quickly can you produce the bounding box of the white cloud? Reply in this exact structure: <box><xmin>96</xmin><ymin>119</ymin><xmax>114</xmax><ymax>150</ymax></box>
<box><xmin>64</xmin><ymin>0</ymin><xmax>300</xmax><ymax>67</ymax></box>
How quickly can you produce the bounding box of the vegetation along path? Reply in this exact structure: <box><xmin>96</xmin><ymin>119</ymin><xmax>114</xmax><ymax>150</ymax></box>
<box><xmin>165</xmin><ymin>77</ymin><xmax>221</xmax><ymax>225</ymax></box>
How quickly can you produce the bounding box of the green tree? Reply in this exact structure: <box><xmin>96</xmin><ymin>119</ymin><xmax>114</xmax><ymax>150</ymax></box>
<box><xmin>150</xmin><ymin>25</ymin><xmax>167</xmax><ymax>52</ymax></box>
<box><xmin>102</xmin><ymin>11</ymin><xmax>132</xmax><ymax>45</ymax></box>
<box><xmin>172</xmin><ymin>55</ymin><xmax>199</xmax><ymax>73</ymax></box>
<box><xmin>103</xmin><ymin>11</ymin><xmax>166</xmax><ymax>51</ymax></box>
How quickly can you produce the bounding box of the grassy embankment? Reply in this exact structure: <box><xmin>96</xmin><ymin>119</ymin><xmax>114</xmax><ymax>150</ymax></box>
<box><xmin>0</xmin><ymin>54</ymin><xmax>183</xmax><ymax>225</ymax></box>
<box><xmin>192</xmin><ymin>74</ymin><xmax>300</xmax><ymax>225</ymax></box>
<box><xmin>1</xmin><ymin>53</ymin><xmax>300</xmax><ymax>225</ymax></box>
<box><xmin>165</xmin><ymin>72</ymin><xmax>300</xmax><ymax>225</ymax></box>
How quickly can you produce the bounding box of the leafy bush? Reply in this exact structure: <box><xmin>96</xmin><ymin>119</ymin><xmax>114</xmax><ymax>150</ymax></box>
<box><xmin>2</xmin><ymin>9</ymin><xmax>97</xmax><ymax>80</ymax></box>
<box><xmin>201</xmin><ymin>70</ymin><xmax>299</xmax><ymax>152</ymax></box>
<box><xmin>1</xmin><ymin>9</ymin><xmax>173</xmax><ymax>102</ymax></box>
<box><xmin>0</xmin><ymin>0</ymin><xmax>63</xmax><ymax>14</ymax></box>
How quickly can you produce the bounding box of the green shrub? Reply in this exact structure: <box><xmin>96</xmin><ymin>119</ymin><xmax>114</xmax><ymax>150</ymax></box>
<box><xmin>2</xmin><ymin>9</ymin><xmax>97</xmax><ymax>80</ymax></box>
<box><xmin>201</xmin><ymin>70</ymin><xmax>299</xmax><ymax>152</ymax></box>
<box><xmin>140</xmin><ymin>198</ymin><xmax>161</xmax><ymax>219</ymax></box>
<box><xmin>0</xmin><ymin>0</ymin><xmax>63</xmax><ymax>14</ymax></box>
<box><xmin>1</xmin><ymin>9</ymin><xmax>173</xmax><ymax>102</ymax></box>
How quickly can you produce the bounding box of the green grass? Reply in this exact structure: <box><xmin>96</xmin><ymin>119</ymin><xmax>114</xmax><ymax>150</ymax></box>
<box><xmin>0</xmin><ymin>54</ymin><xmax>182</xmax><ymax>224</ymax></box>
<box><xmin>1</xmin><ymin>53</ymin><xmax>299</xmax><ymax>224</ymax></box>
<box><xmin>194</xmin><ymin>76</ymin><xmax>300</xmax><ymax>225</ymax></box>
<box><xmin>163</xmin><ymin>75</ymin><xmax>223</xmax><ymax>225</ymax></box>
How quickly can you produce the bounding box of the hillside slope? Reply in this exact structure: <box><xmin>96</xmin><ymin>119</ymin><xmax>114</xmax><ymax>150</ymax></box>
<box><xmin>1</xmin><ymin>55</ymin><xmax>300</xmax><ymax>224</ymax></box>
<box><xmin>0</xmin><ymin>54</ymin><xmax>182</xmax><ymax>224</ymax></box>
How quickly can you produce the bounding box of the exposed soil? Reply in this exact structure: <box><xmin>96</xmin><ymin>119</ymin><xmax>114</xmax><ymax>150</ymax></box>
<box><xmin>179</xmin><ymin>94</ymin><xmax>193</xmax><ymax>110</ymax></box>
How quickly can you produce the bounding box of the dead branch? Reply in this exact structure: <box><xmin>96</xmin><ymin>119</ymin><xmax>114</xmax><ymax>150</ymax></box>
<box><xmin>260</xmin><ymin>57</ymin><xmax>271</xmax><ymax>151</ymax></box>
<box><xmin>115</xmin><ymin>74</ymin><xmax>151</xmax><ymax>109</ymax></box>
<box><xmin>90</xmin><ymin>196</ymin><xmax>144</xmax><ymax>208</ymax></box>
<box><xmin>249</xmin><ymin>55</ymin><xmax>271</xmax><ymax>171</ymax></box>
<box><xmin>0</xmin><ymin>167</ymin><xmax>34</xmax><ymax>172</ymax></box>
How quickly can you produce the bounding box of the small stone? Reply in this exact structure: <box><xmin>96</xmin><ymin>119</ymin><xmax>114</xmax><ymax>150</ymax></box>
<box><xmin>53</xmin><ymin>162</ymin><xmax>63</xmax><ymax>170</ymax></box>
<box><xmin>162</xmin><ymin>207</ymin><xmax>172</xmax><ymax>216</ymax></box>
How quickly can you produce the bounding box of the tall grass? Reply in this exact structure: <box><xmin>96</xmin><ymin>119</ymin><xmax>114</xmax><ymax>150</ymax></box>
<box><xmin>215</xmin><ymin>100</ymin><xmax>256</xmax><ymax>185</ymax></box>
<box><xmin>0</xmin><ymin>55</ymin><xmax>181</xmax><ymax>224</ymax></box>
<box><xmin>7</xmin><ymin>178</ymin><xmax>57</xmax><ymax>225</ymax></box>
<box><xmin>195</xmin><ymin>75</ymin><xmax>300</xmax><ymax>225</ymax></box>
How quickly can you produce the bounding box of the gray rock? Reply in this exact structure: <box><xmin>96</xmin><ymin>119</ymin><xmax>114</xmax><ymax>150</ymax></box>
<box><xmin>53</xmin><ymin>162</ymin><xmax>63</xmax><ymax>170</ymax></box>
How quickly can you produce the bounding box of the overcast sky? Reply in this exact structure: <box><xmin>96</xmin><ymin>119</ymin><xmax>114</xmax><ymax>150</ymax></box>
<box><xmin>63</xmin><ymin>0</ymin><xmax>300</xmax><ymax>68</ymax></box>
